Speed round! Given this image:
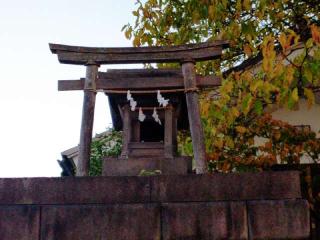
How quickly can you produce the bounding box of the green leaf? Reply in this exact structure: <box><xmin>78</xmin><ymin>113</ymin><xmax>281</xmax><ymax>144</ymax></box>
<box><xmin>306</xmin><ymin>38</ymin><xmax>314</xmax><ymax>48</ymax></box>
<box><xmin>304</xmin><ymin>88</ymin><xmax>315</xmax><ymax>108</ymax></box>
<box><xmin>254</xmin><ymin>100</ymin><xmax>263</xmax><ymax>115</ymax></box>
<box><xmin>304</xmin><ymin>67</ymin><xmax>313</xmax><ymax>83</ymax></box>
<box><xmin>242</xmin><ymin>94</ymin><xmax>253</xmax><ymax>115</ymax></box>
<box><xmin>287</xmin><ymin>88</ymin><xmax>299</xmax><ymax>109</ymax></box>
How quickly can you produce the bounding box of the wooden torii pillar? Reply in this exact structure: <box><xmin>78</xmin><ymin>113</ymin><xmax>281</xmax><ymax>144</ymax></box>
<box><xmin>50</xmin><ymin>41</ymin><xmax>228</xmax><ymax>175</ymax></box>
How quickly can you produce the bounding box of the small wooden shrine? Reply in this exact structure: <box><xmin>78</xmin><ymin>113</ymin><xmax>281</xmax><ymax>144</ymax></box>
<box><xmin>50</xmin><ymin>41</ymin><xmax>228</xmax><ymax>176</ymax></box>
<box><xmin>102</xmin><ymin>69</ymin><xmax>221</xmax><ymax>176</ymax></box>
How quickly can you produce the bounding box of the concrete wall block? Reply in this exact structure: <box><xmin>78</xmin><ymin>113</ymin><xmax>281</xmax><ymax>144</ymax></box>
<box><xmin>103</xmin><ymin>157</ymin><xmax>192</xmax><ymax>176</ymax></box>
<box><xmin>161</xmin><ymin>202</ymin><xmax>248</xmax><ymax>240</ymax></box>
<box><xmin>0</xmin><ymin>177</ymin><xmax>151</xmax><ymax>204</ymax></box>
<box><xmin>247</xmin><ymin>199</ymin><xmax>310</xmax><ymax>239</ymax></box>
<box><xmin>151</xmin><ymin>171</ymin><xmax>301</xmax><ymax>202</ymax></box>
<box><xmin>41</xmin><ymin>204</ymin><xmax>160</xmax><ymax>240</ymax></box>
<box><xmin>0</xmin><ymin>206</ymin><xmax>40</xmax><ymax>240</ymax></box>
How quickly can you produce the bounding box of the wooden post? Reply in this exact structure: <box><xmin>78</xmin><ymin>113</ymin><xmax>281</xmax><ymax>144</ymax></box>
<box><xmin>132</xmin><ymin>120</ymin><xmax>140</xmax><ymax>142</ymax></box>
<box><xmin>182</xmin><ymin>61</ymin><xmax>207</xmax><ymax>174</ymax></box>
<box><xmin>120</xmin><ymin>104</ymin><xmax>131</xmax><ymax>158</ymax></box>
<box><xmin>164</xmin><ymin>105</ymin><xmax>174</xmax><ymax>158</ymax></box>
<box><xmin>77</xmin><ymin>63</ymin><xmax>99</xmax><ymax>176</ymax></box>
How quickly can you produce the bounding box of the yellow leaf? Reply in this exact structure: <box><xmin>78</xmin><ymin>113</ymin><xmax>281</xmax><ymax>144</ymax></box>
<box><xmin>311</xmin><ymin>24</ymin><xmax>320</xmax><ymax>44</ymax></box>
<box><xmin>243</xmin><ymin>44</ymin><xmax>252</xmax><ymax>57</ymax></box>
<box><xmin>210</xmin><ymin>127</ymin><xmax>217</xmax><ymax>137</ymax></box>
<box><xmin>262</xmin><ymin>58</ymin><xmax>272</xmax><ymax>73</ymax></box>
<box><xmin>231</xmin><ymin>107</ymin><xmax>240</xmax><ymax>118</ymax></box>
<box><xmin>274</xmin><ymin>63</ymin><xmax>284</xmax><ymax>76</ymax></box>
<box><xmin>214</xmin><ymin>139</ymin><xmax>224</xmax><ymax>149</ymax></box>
<box><xmin>261</xmin><ymin>36</ymin><xmax>276</xmax><ymax>72</ymax></box>
<box><xmin>250</xmin><ymin>80</ymin><xmax>264</xmax><ymax>93</ymax></box>
<box><xmin>192</xmin><ymin>10</ymin><xmax>200</xmax><ymax>23</ymax></box>
<box><xmin>243</xmin><ymin>0</ymin><xmax>251</xmax><ymax>11</ymax></box>
<box><xmin>274</xmin><ymin>131</ymin><xmax>281</xmax><ymax>140</ymax></box>
<box><xmin>222</xmin><ymin>162</ymin><xmax>231</xmax><ymax>172</ymax></box>
<box><xmin>236</xmin><ymin>126</ymin><xmax>247</xmax><ymax>134</ymax></box>
<box><xmin>234</xmin><ymin>71</ymin><xmax>240</xmax><ymax>81</ymax></box>
<box><xmin>236</xmin><ymin>0</ymin><xmax>242</xmax><ymax>12</ymax></box>
<box><xmin>304</xmin><ymin>88</ymin><xmax>315</xmax><ymax>108</ymax></box>
<box><xmin>125</xmin><ymin>28</ymin><xmax>132</xmax><ymax>39</ymax></box>
<box><xmin>133</xmin><ymin>36</ymin><xmax>141</xmax><ymax>46</ymax></box>
<box><xmin>276</xmin><ymin>12</ymin><xmax>285</xmax><ymax>19</ymax></box>
<box><xmin>201</xmin><ymin>102</ymin><xmax>210</xmax><ymax>116</ymax></box>
<box><xmin>208</xmin><ymin>5</ymin><xmax>215</xmax><ymax>20</ymax></box>
<box><xmin>291</xmin><ymin>88</ymin><xmax>299</xmax><ymax>102</ymax></box>
<box><xmin>304</xmin><ymin>67</ymin><xmax>313</xmax><ymax>83</ymax></box>
<box><xmin>221</xmin><ymin>80</ymin><xmax>234</xmax><ymax>94</ymax></box>
<box><xmin>225</xmin><ymin>137</ymin><xmax>235</xmax><ymax>148</ymax></box>
<box><xmin>279</xmin><ymin>33</ymin><xmax>288</xmax><ymax>50</ymax></box>
<box><xmin>285</xmin><ymin>66</ymin><xmax>295</xmax><ymax>86</ymax></box>
<box><xmin>242</xmin><ymin>71</ymin><xmax>253</xmax><ymax>83</ymax></box>
<box><xmin>306</xmin><ymin>38</ymin><xmax>314</xmax><ymax>48</ymax></box>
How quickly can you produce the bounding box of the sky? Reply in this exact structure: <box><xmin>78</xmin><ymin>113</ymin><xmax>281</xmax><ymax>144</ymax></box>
<box><xmin>0</xmin><ymin>0</ymin><xmax>140</xmax><ymax>177</ymax></box>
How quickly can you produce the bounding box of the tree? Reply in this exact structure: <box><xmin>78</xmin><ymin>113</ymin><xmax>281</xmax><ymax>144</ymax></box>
<box><xmin>124</xmin><ymin>0</ymin><xmax>320</xmax><ymax>171</ymax></box>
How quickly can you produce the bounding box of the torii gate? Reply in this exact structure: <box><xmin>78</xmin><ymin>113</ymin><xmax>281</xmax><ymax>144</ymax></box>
<box><xmin>50</xmin><ymin>41</ymin><xmax>228</xmax><ymax>176</ymax></box>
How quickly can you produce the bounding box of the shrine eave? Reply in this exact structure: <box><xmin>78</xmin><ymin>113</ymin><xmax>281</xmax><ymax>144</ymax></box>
<box><xmin>49</xmin><ymin>41</ymin><xmax>229</xmax><ymax>65</ymax></box>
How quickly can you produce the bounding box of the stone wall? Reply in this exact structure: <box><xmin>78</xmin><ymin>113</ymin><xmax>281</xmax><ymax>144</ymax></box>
<box><xmin>0</xmin><ymin>171</ymin><xmax>310</xmax><ymax>239</ymax></box>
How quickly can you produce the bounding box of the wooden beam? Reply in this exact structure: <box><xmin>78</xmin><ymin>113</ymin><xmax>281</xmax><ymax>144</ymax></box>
<box><xmin>58</xmin><ymin>78</ymin><xmax>85</xmax><ymax>91</ymax></box>
<box><xmin>58</xmin><ymin>75</ymin><xmax>221</xmax><ymax>91</ymax></box>
<box><xmin>164</xmin><ymin>105</ymin><xmax>174</xmax><ymax>158</ymax></box>
<box><xmin>120</xmin><ymin>104</ymin><xmax>131</xmax><ymax>158</ymax></box>
<box><xmin>182</xmin><ymin>61</ymin><xmax>207</xmax><ymax>174</ymax></box>
<box><xmin>77</xmin><ymin>64</ymin><xmax>98</xmax><ymax>176</ymax></box>
<box><xmin>49</xmin><ymin>41</ymin><xmax>228</xmax><ymax>65</ymax></box>
<box><xmin>104</xmin><ymin>68</ymin><xmax>182</xmax><ymax>77</ymax></box>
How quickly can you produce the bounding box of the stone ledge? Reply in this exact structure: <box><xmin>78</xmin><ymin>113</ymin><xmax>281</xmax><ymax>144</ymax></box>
<box><xmin>151</xmin><ymin>171</ymin><xmax>301</xmax><ymax>202</ymax></box>
<box><xmin>103</xmin><ymin>156</ymin><xmax>192</xmax><ymax>176</ymax></box>
<box><xmin>0</xmin><ymin>171</ymin><xmax>301</xmax><ymax>204</ymax></box>
<box><xmin>0</xmin><ymin>177</ymin><xmax>150</xmax><ymax>205</ymax></box>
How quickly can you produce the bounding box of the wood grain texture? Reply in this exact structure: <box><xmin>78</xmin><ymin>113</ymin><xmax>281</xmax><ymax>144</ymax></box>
<box><xmin>77</xmin><ymin>65</ymin><xmax>98</xmax><ymax>176</ymax></box>
<box><xmin>120</xmin><ymin>105</ymin><xmax>131</xmax><ymax>158</ymax></box>
<box><xmin>182</xmin><ymin>62</ymin><xmax>207</xmax><ymax>174</ymax></box>
<box><xmin>58</xmin><ymin>74</ymin><xmax>221</xmax><ymax>91</ymax></box>
<box><xmin>164</xmin><ymin>106</ymin><xmax>174</xmax><ymax>158</ymax></box>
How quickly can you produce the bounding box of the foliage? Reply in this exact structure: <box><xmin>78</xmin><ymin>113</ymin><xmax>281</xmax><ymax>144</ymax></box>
<box><xmin>89</xmin><ymin>129</ymin><xmax>122</xmax><ymax>176</ymax></box>
<box><xmin>207</xmin><ymin>113</ymin><xmax>320</xmax><ymax>172</ymax></box>
<box><xmin>139</xmin><ymin>169</ymin><xmax>162</xmax><ymax>176</ymax></box>
<box><xmin>177</xmin><ymin>130</ymin><xmax>193</xmax><ymax>157</ymax></box>
<box><xmin>124</xmin><ymin>0</ymin><xmax>320</xmax><ymax>171</ymax></box>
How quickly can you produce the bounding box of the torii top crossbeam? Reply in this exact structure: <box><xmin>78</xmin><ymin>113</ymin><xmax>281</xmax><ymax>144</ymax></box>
<box><xmin>49</xmin><ymin>41</ymin><xmax>228</xmax><ymax>65</ymax></box>
<box><xmin>50</xmin><ymin>41</ymin><xmax>228</xmax><ymax>176</ymax></box>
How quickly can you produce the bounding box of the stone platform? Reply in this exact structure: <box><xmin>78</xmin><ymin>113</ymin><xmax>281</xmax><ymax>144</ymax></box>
<box><xmin>103</xmin><ymin>156</ymin><xmax>192</xmax><ymax>176</ymax></box>
<box><xmin>0</xmin><ymin>171</ymin><xmax>310</xmax><ymax>239</ymax></box>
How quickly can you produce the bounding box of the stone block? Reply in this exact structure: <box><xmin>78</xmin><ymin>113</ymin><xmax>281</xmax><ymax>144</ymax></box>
<box><xmin>0</xmin><ymin>206</ymin><xmax>40</xmax><ymax>240</ymax></box>
<box><xmin>0</xmin><ymin>176</ymin><xmax>150</xmax><ymax>204</ymax></box>
<box><xmin>103</xmin><ymin>156</ymin><xmax>192</xmax><ymax>176</ymax></box>
<box><xmin>161</xmin><ymin>202</ymin><xmax>248</xmax><ymax>240</ymax></box>
<box><xmin>40</xmin><ymin>204</ymin><xmax>160</xmax><ymax>240</ymax></box>
<box><xmin>247</xmin><ymin>199</ymin><xmax>310</xmax><ymax>239</ymax></box>
<box><xmin>151</xmin><ymin>171</ymin><xmax>301</xmax><ymax>202</ymax></box>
